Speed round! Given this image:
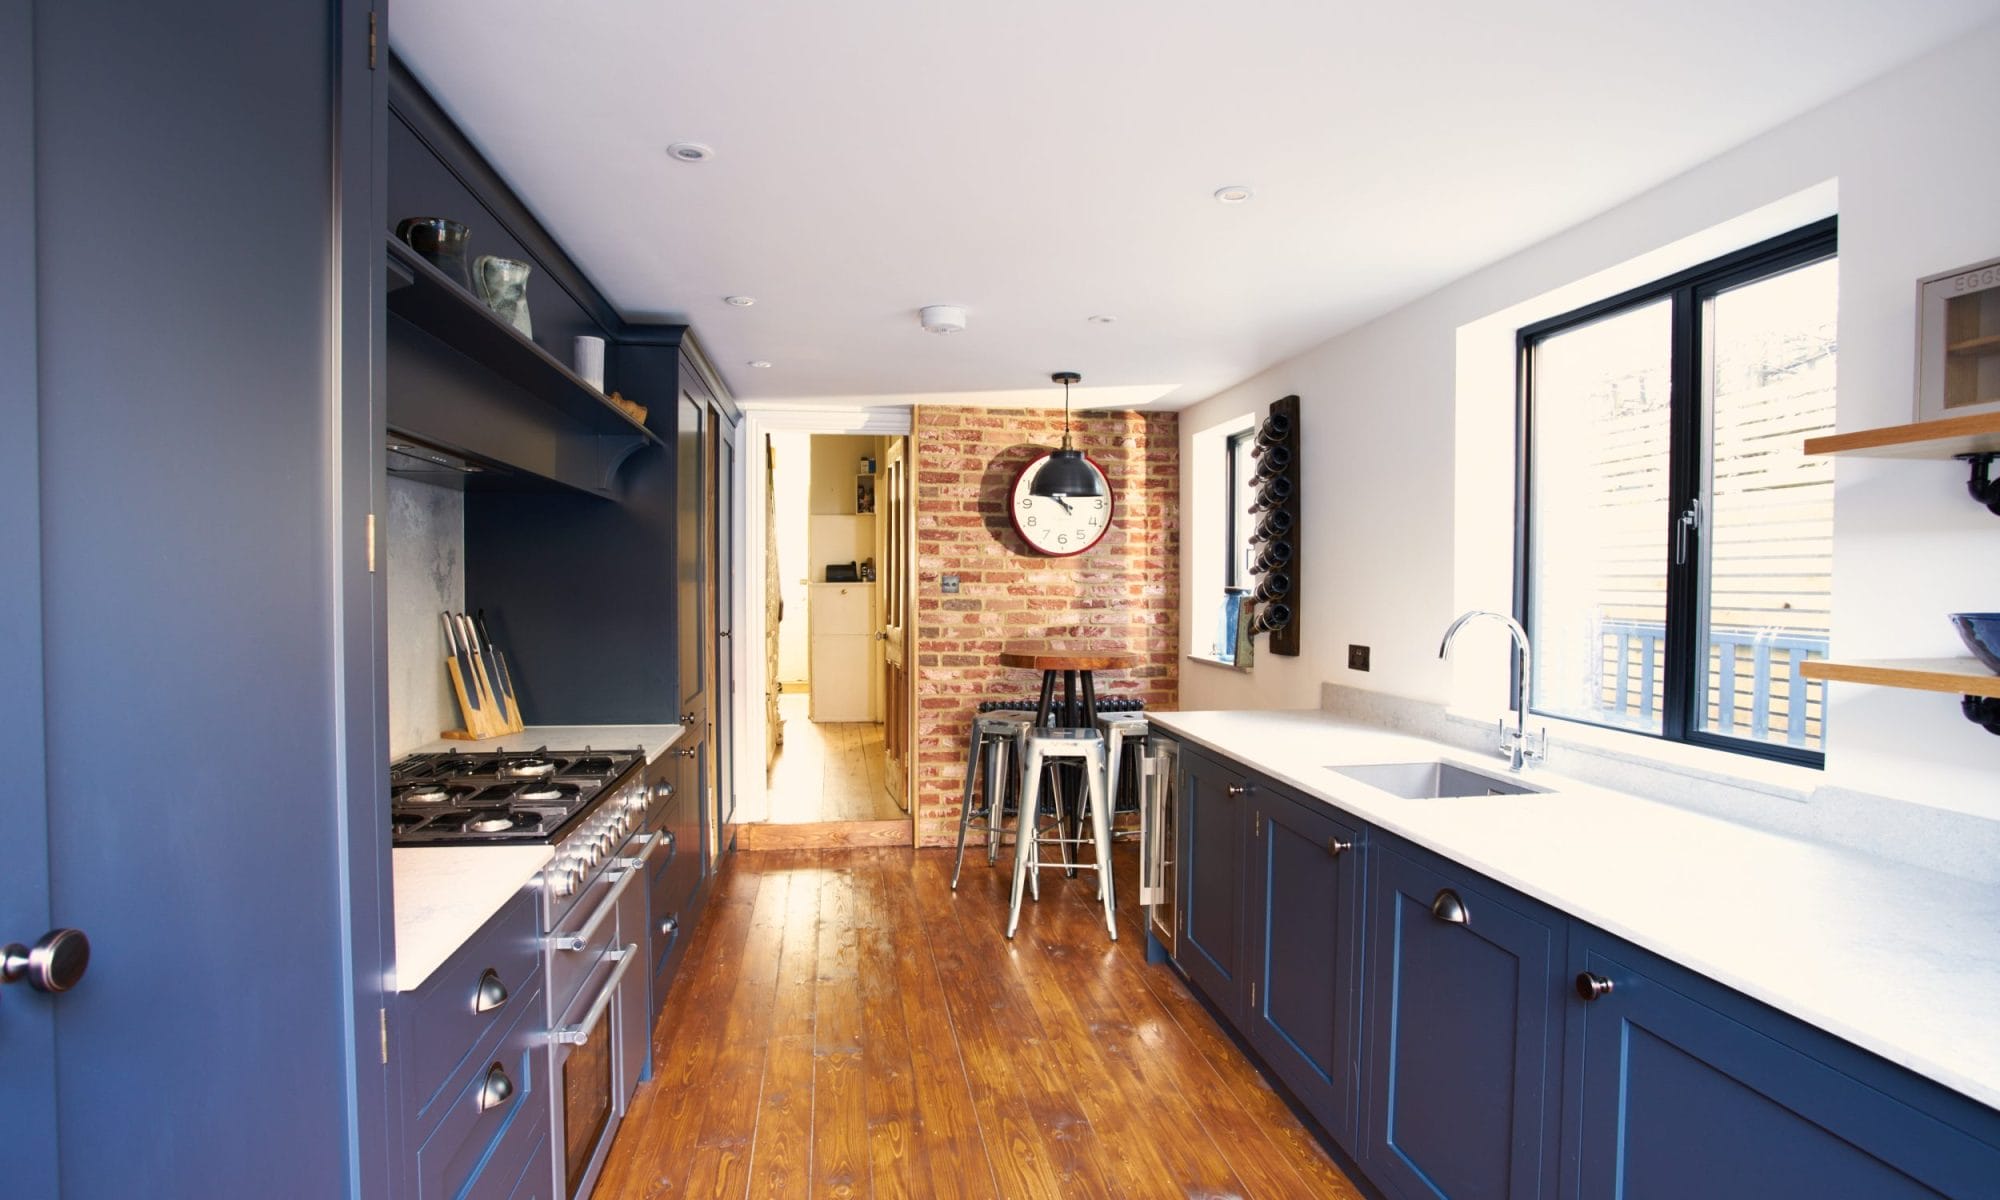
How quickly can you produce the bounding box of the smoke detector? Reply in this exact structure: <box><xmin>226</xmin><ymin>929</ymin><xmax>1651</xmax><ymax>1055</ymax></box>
<box><xmin>919</xmin><ymin>305</ymin><xmax>967</xmax><ymax>335</ymax></box>
<box><xmin>666</xmin><ymin>142</ymin><xmax>715</xmax><ymax>163</ymax></box>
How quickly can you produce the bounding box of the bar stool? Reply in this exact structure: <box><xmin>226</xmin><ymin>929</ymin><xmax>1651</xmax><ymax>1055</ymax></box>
<box><xmin>1097</xmin><ymin>712</ymin><xmax>1150</xmax><ymax>839</ymax></box>
<box><xmin>1007</xmin><ymin>727</ymin><xmax>1116</xmax><ymax>941</ymax></box>
<box><xmin>952</xmin><ymin>710</ymin><xmax>1034</xmax><ymax>889</ymax></box>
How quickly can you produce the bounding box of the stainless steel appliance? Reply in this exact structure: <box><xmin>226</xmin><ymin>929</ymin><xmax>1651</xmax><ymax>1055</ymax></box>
<box><xmin>1139</xmin><ymin>736</ymin><xmax>1179</xmax><ymax>956</ymax></box>
<box><xmin>389</xmin><ymin>744</ymin><xmax>654</xmax><ymax>1200</ymax></box>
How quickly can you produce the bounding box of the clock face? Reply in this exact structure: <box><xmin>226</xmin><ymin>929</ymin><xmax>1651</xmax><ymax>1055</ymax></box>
<box><xmin>1010</xmin><ymin>454</ymin><xmax>1114</xmax><ymax>556</ymax></box>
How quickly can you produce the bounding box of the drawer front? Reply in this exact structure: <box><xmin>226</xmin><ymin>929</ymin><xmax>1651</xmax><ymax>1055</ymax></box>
<box><xmin>807</xmin><ymin>582</ymin><xmax>873</xmax><ymax>632</ymax></box>
<box><xmin>416</xmin><ymin>979</ymin><xmax>545</xmax><ymax>1200</ymax></box>
<box><xmin>463</xmin><ymin>1108</ymin><xmax>548</xmax><ymax>1200</ymax></box>
<box><xmin>406</xmin><ymin>890</ymin><xmax>542</xmax><ymax>1124</ymax></box>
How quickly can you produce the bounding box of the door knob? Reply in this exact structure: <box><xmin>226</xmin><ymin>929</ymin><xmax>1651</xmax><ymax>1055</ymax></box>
<box><xmin>1325</xmin><ymin>837</ymin><xmax>1354</xmax><ymax>857</ymax></box>
<box><xmin>1</xmin><ymin>929</ymin><xmax>90</xmax><ymax>994</ymax></box>
<box><xmin>680</xmin><ymin>711</ymin><xmax>696</xmax><ymax>724</ymax></box>
<box><xmin>1575</xmin><ymin>971</ymin><xmax>1615</xmax><ymax>1001</ymax></box>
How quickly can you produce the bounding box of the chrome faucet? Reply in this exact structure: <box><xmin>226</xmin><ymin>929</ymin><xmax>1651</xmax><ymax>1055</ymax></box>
<box><xmin>1438</xmin><ymin>610</ymin><xmax>1547</xmax><ymax>771</ymax></box>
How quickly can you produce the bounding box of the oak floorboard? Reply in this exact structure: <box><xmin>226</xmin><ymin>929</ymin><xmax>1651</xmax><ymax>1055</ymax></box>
<box><xmin>597</xmin><ymin>845</ymin><xmax>1364</xmax><ymax>1199</ymax></box>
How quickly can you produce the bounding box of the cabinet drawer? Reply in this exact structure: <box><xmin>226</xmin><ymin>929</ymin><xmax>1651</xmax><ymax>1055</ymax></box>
<box><xmin>464</xmin><ymin>1107</ymin><xmax>548</xmax><ymax>1200</ymax></box>
<box><xmin>416</xmin><ymin>978</ymin><xmax>545</xmax><ymax>1200</ymax></box>
<box><xmin>406</xmin><ymin>890</ymin><xmax>543</xmax><ymax>1125</ymax></box>
<box><xmin>807</xmin><ymin>583</ymin><xmax>873</xmax><ymax>632</ymax></box>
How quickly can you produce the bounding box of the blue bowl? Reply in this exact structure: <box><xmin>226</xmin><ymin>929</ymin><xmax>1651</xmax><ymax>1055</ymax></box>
<box><xmin>1949</xmin><ymin>613</ymin><xmax>2000</xmax><ymax>674</ymax></box>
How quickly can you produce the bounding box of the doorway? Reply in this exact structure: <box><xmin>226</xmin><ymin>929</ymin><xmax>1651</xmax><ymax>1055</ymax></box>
<box><xmin>733</xmin><ymin>409</ymin><xmax>916</xmax><ymax>848</ymax></box>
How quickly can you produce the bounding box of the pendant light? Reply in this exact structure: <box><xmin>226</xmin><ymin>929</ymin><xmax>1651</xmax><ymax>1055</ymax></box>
<box><xmin>1030</xmin><ymin>371</ymin><xmax>1105</xmax><ymax>499</ymax></box>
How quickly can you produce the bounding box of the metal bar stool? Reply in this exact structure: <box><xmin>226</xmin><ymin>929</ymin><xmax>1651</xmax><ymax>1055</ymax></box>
<box><xmin>952</xmin><ymin>710</ymin><xmax>1034</xmax><ymax>889</ymax></box>
<box><xmin>1006</xmin><ymin>727</ymin><xmax>1116</xmax><ymax>941</ymax></box>
<box><xmin>1097</xmin><ymin>712</ymin><xmax>1149</xmax><ymax>841</ymax></box>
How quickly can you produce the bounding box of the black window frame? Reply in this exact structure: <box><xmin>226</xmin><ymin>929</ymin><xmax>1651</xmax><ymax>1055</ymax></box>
<box><xmin>1514</xmin><ymin>216</ymin><xmax>1837</xmax><ymax>768</ymax></box>
<box><xmin>1225</xmin><ymin>428</ymin><xmax>1255</xmax><ymax>590</ymax></box>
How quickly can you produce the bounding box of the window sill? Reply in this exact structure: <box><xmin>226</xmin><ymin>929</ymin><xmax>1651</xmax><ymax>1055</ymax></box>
<box><xmin>1187</xmin><ymin>653</ymin><xmax>1252</xmax><ymax>673</ymax></box>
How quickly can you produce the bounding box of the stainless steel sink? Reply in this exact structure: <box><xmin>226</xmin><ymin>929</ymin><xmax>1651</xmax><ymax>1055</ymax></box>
<box><xmin>1324</xmin><ymin>760</ymin><xmax>1546</xmax><ymax>799</ymax></box>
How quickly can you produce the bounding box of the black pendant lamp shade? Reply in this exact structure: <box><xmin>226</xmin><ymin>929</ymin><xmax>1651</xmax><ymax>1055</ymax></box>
<box><xmin>1030</xmin><ymin>371</ymin><xmax>1105</xmax><ymax>499</ymax></box>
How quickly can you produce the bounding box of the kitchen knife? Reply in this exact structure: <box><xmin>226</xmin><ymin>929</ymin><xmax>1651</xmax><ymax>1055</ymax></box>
<box><xmin>457</xmin><ymin>612</ymin><xmax>504</xmax><ymax>738</ymax></box>
<box><xmin>477</xmin><ymin>609</ymin><xmax>525</xmax><ymax>733</ymax></box>
<box><xmin>441</xmin><ymin>611</ymin><xmax>487</xmax><ymax>738</ymax></box>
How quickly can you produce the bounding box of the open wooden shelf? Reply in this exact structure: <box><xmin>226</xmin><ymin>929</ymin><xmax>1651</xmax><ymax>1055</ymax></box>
<box><xmin>385</xmin><ymin>236</ymin><xmax>658</xmax><ymax>447</ymax></box>
<box><xmin>1946</xmin><ymin>333</ymin><xmax>2000</xmax><ymax>357</ymax></box>
<box><xmin>1802</xmin><ymin>411</ymin><xmax>2000</xmax><ymax>459</ymax></box>
<box><xmin>1802</xmin><ymin>657</ymin><xmax>2000</xmax><ymax>699</ymax></box>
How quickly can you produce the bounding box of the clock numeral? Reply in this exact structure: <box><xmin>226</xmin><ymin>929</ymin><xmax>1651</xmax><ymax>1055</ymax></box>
<box><xmin>1025</xmin><ymin>516</ymin><xmax>1036</xmax><ymax>527</ymax></box>
<box><xmin>1057</xmin><ymin>533</ymin><xmax>1069</xmax><ymax>545</ymax></box>
<box><xmin>1094</xmin><ymin>499</ymin><xmax>1106</xmax><ymax>510</ymax></box>
<box><xmin>1018</xmin><ymin>498</ymin><xmax>1032</xmax><ymax>509</ymax></box>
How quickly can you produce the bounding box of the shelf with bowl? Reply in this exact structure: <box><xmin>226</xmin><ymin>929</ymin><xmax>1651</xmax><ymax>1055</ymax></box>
<box><xmin>386</xmin><ymin>235</ymin><xmax>659</xmax><ymax>449</ymax></box>
<box><xmin>1802</xmin><ymin>615</ymin><xmax>2000</xmax><ymax>734</ymax></box>
<box><xmin>1801</xmin><ymin>410</ymin><xmax>2000</xmax><ymax>459</ymax></box>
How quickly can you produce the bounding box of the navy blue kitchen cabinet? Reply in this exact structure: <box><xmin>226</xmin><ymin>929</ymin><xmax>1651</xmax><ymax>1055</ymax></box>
<box><xmin>1176</xmin><ymin>746</ymin><xmax>1254</xmax><ymax>1013</ymax></box>
<box><xmin>1360</xmin><ymin>842</ymin><xmax>1565</xmax><ymax>1200</ymax></box>
<box><xmin>1564</xmin><ymin>926</ymin><xmax>2000</xmax><ymax>1200</ymax></box>
<box><xmin>1245</xmin><ymin>786</ymin><xmax>1367</xmax><ymax>1151</ymax></box>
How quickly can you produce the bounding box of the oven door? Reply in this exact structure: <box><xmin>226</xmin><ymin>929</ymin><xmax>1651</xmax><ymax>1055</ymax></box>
<box><xmin>1141</xmin><ymin>737</ymin><xmax>1178</xmax><ymax>954</ymax></box>
<box><xmin>548</xmin><ymin>939</ymin><xmax>637</xmax><ymax>1200</ymax></box>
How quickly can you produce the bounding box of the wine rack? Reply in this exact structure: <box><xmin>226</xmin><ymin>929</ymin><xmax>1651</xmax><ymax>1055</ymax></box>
<box><xmin>1246</xmin><ymin>394</ymin><xmax>1300</xmax><ymax>656</ymax></box>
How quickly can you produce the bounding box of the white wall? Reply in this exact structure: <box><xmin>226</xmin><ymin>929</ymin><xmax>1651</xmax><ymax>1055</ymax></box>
<box><xmin>1179</xmin><ymin>20</ymin><xmax>2000</xmax><ymax>820</ymax></box>
<box><xmin>771</xmin><ymin>431</ymin><xmax>811</xmax><ymax>683</ymax></box>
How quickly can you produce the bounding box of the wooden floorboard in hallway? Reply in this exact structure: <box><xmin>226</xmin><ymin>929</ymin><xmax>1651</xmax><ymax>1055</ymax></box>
<box><xmin>594</xmin><ymin>844</ymin><xmax>1364</xmax><ymax>1199</ymax></box>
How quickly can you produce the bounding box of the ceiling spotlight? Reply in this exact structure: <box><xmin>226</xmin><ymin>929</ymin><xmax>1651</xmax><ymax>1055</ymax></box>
<box><xmin>1213</xmin><ymin>185</ymin><xmax>1254</xmax><ymax>204</ymax></box>
<box><xmin>666</xmin><ymin>142</ymin><xmax>715</xmax><ymax>163</ymax></box>
<box><xmin>1087</xmin><ymin>314</ymin><xmax>1117</xmax><ymax>324</ymax></box>
<box><xmin>724</xmin><ymin>295</ymin><xmax>756</xmax><ymax>307</ymax></box>
<box><xmin>747</xmin><ymin>360</ymin><xmax>773</xmax><ymax>369</ymax></box>
<box><xmin>920</xmin><ymin>305</ymin><xmax>968</xmax><ymax>335</ymax></box>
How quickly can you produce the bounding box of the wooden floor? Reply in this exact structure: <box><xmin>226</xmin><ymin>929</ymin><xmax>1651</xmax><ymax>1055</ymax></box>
<box><xmin>594</xmin><ymin>843</ymin><xmax>1363</xmax><ymax>1199</ymax></box>
<box><xmin>766</xmin><ymin>694</ymin><xmax>905</xmax><ymax>823</ymax></box>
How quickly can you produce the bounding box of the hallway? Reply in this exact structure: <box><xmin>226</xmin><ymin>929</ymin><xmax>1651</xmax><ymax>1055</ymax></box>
<box><xmin>766</xmin><ymin>693</ymin><xmax>904</xmax><ymax>823</ymax></box>
<box><xmin>594</xmin><ymin>845</ymin><xmax>1358</xmax><ymax>1198</ymax></box>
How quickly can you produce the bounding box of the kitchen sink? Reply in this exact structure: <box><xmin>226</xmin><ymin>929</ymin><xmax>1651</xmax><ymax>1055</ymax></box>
<box><xmin>1324</xmin><ymin>760</ymin><xmax>1546</xmax><ymax>799</ymax></box>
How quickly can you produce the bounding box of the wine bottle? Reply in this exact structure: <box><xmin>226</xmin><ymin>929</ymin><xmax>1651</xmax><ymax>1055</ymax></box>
<box><xmin>1253</xmin><ymin>572</ymin><xmax>1291</xmax><ymax>604</ymax></box>
<box><xmin>1252</xmin><ymin>603</ymin><xmax>1293</xmax><ymax>634</ymax></box>
<box><xmin>1252</xmin><ymin>444</ymin><xmax>1291</xmax><ymax>481</ymax></box>
<box><xmin>1251</xmin><ymin>540</ymin><xmax>1293</xmax><ymax>574</ymax></box>
<box><xmin>1248</xmin><ymin>509</ymin><xmax>1293</xmax><ymax>544</ymax></box>
<box><xmin>1247</xmin><ymin>476</ymin><xmax>1293</xmax><ymax>514</ymax></box>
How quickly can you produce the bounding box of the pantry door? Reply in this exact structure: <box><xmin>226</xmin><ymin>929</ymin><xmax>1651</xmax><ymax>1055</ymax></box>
<box><xmin>880</xmin><ymin>436</ymin><xmax>913</xmax><ymax>813</ymax></box>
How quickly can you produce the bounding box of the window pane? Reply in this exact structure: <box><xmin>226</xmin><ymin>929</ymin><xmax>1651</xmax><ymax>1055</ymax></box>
<box><xmin>1528</xmin><ymin>300</ymin><xmax>1672</xmax><ymax>733</ymax></box>
<box><xmin>1696</xmin><ymin>257</ymin><xmax>1837</xmax><ymax>751</ymax></box>
<box><xmin>1228</xmin><ymin>432</ymin><xmax>1255</xmax><ymax>588</ymax></box>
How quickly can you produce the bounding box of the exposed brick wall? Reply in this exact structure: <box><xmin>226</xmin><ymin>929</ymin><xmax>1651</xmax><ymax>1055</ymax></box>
<box><xmin>912</xmin><ymin>406</ymin><xmax>1179</xmax><ymax>846</ymax></box>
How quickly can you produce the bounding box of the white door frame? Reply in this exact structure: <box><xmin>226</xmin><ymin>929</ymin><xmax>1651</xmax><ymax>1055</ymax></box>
<box><xmin>731</xmin><ymin>404</ymin><xmax>914</xmax><ymax>827</ymax></box>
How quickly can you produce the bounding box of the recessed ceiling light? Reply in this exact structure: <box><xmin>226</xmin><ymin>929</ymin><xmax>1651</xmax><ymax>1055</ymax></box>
<box><xmin>666</xmin><ymin>142</ymin><xmax>715</xmax><ymax>163</ymax></box>
<box><xmin>724</xmin><ymin>295</ymin><xmax>756</xmax><ymax>307</ymax></box>
<box><xmin>1214</xmin><ymin>185</ymin><xmax>1254</xmax><ymax>204</ymax></box>
<box><xmin>1087</xmin><ymin>314</ymin><xmax>1117</xmax><ymax>324</ymax></box>
<box><xmin>747</xmin><ymin>360</ymin><xmax>773</xmax><ymax>369</ymax></box>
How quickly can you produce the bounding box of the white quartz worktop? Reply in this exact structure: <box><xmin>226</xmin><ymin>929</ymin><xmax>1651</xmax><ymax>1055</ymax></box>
<box><xmin>406</xmin><ymin>723</ymin><xmax>686</xmax><ymax>764</ymax></box>
<box><xmin>390</xmin><ymin>723</ymin><xmax>685</xmax><ymax>991</ymax></box>
<box><xmin>392</xmin><ymin>844</ymin><xmax>552</xmax><ymax>992</ymax></box>
<box><xmin>1149</xmin><ymin>708</ymin><xmax>2000</xmax><ymax>1112</ymax></box>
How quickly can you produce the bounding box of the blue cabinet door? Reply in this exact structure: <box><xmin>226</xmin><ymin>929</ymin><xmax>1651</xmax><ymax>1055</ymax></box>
<box><xmin>1176</xmin><ymin>747</ymin><xmax>1250</xmax><ymax>1013</ymax></box>
<box><xmin>1362</xmin><ymin>844</ymin><xmax>1564</xmax><ymax>1200</ymax></box>
<box><xmin>1246</xmin><ymin>788</ymin><xmax>1365</xmax><ymax>1150</ymax></box>
<box><xmin>1567</xmin><ymin>928</ymin><xmax>2000</xmax><ymax>1200</ymax></box>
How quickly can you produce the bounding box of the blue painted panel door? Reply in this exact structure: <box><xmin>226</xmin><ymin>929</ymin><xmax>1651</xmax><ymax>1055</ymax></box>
<box><xmin>1568</xmin><ymin>929</ymin><xmax>2000</xmax><ymax>1199</ymax></box>
<box><xmin>1246</xmin><ymin>789</ymin><xmax>1364</xmax><ymax>1150</ymax></box>
<box><xmin>1362</xmin><ymin>845</ymin><xmax>1563</xmax><ymax>1200</ymax></box>
<box><xmin>0</xmin><ymin>2</ymin><xmax>56</xmax><ymax>1189</ymax></box>
<box><xmin>1176</xmin><ymin>748</ymin><xmax>1250</xmax><ymax>1013</ymax></box>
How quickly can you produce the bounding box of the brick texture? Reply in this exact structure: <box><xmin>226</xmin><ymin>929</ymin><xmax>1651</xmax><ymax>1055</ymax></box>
<box><xmin>911</xmin><ymin>405</ymin><xmax>1179</xmax><ymax>846</ymax></box>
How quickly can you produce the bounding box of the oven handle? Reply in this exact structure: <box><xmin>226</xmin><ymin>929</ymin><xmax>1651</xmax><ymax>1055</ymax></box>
<box><xmin>546</xmin><ymin>862</ymin><xmax>641</xmax><ymax>953</ymax></box>
<box><xmin>549</xmin><ymin>943</ymin><xmax>636</xmax><ymax>1047</ymax></box>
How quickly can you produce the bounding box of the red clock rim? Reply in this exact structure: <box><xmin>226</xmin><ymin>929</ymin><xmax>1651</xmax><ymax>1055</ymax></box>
<box><xmin>1008</xmin><ymin>451</ymin><xmax>1115</xmax><ymax>558</ymax></box>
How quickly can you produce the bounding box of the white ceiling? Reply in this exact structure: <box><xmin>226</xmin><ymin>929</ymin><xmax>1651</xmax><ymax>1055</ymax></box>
<box><xmin>392</xmin><ymin>0</ymin><xmax>2000</xmax><ymax>410</ymax></box>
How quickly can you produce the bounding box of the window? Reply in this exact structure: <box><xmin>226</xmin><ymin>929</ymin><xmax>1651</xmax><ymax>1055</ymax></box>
<box><xmin>1519</xmin><ymin>219</ymin><xmax>1836</xmax><ymax>765</ymax></box>
<box><xmin>1225</xmin><ymin>428</ymin><xmax>1256</xmax><ymax>590</ymax></box>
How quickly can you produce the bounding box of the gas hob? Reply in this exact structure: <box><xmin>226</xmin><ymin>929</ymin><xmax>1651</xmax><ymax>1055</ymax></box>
<box><xmin>388</xmin><ymin>746</ymin><xmax>643</xmax><ymax>846</ymax></box>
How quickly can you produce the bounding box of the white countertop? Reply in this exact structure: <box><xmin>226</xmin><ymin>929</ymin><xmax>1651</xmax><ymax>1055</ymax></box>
<box><xmin>391</xmin><ymin>844</ymin><xmax>551</xmax><ymax>992</ymax></box>
<box><xmin>390</xmin><ymin>723</ymin><xmax>685</xmax><ymax>991</ymax></box>
<box><xmin>1149</xmin><ymin>708</ymin><xmax>2000</xmax><ymax>1112</ymax></box>
<box><xmin>406</xmin><ymin>723</ymin><xmax>686</xmax><ymax>764</ymax></box>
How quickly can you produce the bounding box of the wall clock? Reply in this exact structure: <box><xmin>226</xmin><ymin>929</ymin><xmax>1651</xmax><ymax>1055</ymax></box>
<box><xmin>1010</xmin><ymin>453</ymin><xmax>1114</xmax><ymax>556</ymax></box>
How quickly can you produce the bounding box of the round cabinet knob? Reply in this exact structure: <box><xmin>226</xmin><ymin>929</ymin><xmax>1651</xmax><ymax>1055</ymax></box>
<box><xmin>2</xmin><ymin>929</ymin><xmax>90</xmax><ymax>994</ymax></box>
<box><xmin>1429</xmin><ymin>889</ymin><xmax>1469</xmax><ymax>926</ymax></box>
<box><xmin>676</xmin><ymin>748</ymin><xmax>696</xmax><ymax>759</ymax></box>
<box><xmin>477</xmin><ymin>1063</ymin><xmax>515</xmax><ymax>1112</ymax></box>
<box><xmin>1575</xmin><ymin>971</ymin><xmax>1615</xmax><ymax>1001</ymax></box>
<box><xmin>661</xmin><ymin>830</ymin><xmax>675</xmax><ymax>852</ymax></box>
<box><xmin>473</xmin><ymin>968</ymin><xmax>509</xmax><ymax>1014</ymax></box>
<box><xmin>680</xmin><ymin>711</ymin><xmax>696</xmax><ymax>724</ymax></box>
<box><xmin>656</xmin><ymin>782</ymin><xmax>675</xmax><ymax>801</ymax></box>
<box><xmin>1226</xmin><ymin>784</ymin><xmax>1248</xmax><ymax>798</ymax></box>
<box><xmin>658</xmin><ymin>915</ymin><xmax>679</xmax><ymax>938</ymax></box>
<box><xmin>1325</xmin><ymin>837</ymin><xmax>1354</xmax><ymax>857</ymax></box>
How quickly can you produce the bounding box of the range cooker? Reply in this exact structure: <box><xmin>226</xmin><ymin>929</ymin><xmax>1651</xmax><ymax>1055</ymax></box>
<box><xmin>390</xmin><ymin>744</ymin><xmax>653</xmax><ymax>1200</ymax></box>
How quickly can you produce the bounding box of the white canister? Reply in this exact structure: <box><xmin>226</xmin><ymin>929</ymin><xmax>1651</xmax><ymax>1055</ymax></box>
<box><xmin>573</xmin><ymin>335</ymin><xmax>607</xmax><ymax>390</ymax></box>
